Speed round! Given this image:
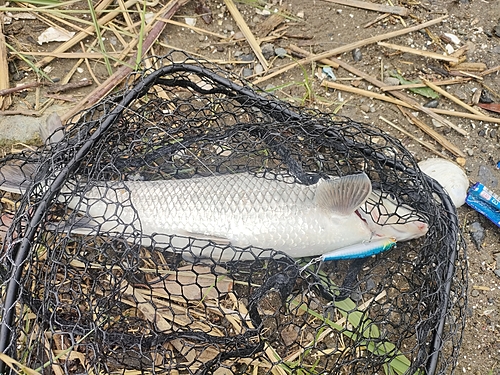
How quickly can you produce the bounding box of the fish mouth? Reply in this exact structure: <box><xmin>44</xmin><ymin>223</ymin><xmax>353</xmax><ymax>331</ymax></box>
<box><xmin>355</xmin><ymin>209</ymin><xmax>369</xmax><ymax>223</ymax></box>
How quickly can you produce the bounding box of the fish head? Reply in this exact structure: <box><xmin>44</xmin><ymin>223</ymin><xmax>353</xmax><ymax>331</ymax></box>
<box><xmin>357</xmin><ymin>192</ymin><xmax>429</xmax><ymax>242</ymax></box>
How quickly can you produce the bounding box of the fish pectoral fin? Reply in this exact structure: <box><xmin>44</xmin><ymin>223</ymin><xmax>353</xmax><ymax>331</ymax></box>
<box><xmin>175</xmin><ymin>230</ymin><xmax>231</xmax><ymax>245</ymax></box>
<box><xmin>315</xmin><ymin>173</ymin><xmax>372</xmax><ymax>215</ymax></box>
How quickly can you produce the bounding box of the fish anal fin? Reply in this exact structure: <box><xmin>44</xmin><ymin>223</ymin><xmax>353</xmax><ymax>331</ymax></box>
<box><xmin>315</xmin><ymin>173</ymin><xmax>372</xmax><ymax>216</ymax></box>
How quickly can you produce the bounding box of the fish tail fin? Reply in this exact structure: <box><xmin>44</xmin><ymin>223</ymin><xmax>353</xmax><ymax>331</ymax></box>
<box><xmin>0</xmin><ymin>162</ymin><xmax>38</xmax><ymax>194</ymax></box>
<box><xmin>40</xmin><ymin>113</ymin><xmax>64</xmax><ymax>146</ymax></box>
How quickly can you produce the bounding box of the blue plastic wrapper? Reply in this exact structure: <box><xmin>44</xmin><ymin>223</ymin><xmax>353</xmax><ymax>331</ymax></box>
<box><xmin>466</xmin><ymin>182</ymin><xmax>500</xmax><ymax>228</ymax></box>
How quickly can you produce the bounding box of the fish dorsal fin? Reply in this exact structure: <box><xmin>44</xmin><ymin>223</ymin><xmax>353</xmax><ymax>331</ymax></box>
<box><xmin>314</xmin><ymin>173</ymin><xmax>372</xmax><ymax>215</ymax></box>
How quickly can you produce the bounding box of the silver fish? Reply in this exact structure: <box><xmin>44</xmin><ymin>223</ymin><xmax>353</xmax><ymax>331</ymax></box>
<box><xmin>0</xmin><ymin>167</ymin><xmax>428</xmax><ymax>260</ymax></box>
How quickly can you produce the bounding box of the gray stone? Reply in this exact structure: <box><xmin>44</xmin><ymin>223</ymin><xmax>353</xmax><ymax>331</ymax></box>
<box><xmin>469</xmin><ymin>221</ymin><xmax>485</xmax><ymax>250</ymax></box>
<box><xmin>352</xmin><ymin>48</ymin><xmax>362</xmax><ymax>61</ymax></box>
<box><xmin>242</xmin><ymin>68</ymin><xmax>253</xmax><ymax>77</ymax></box>
<box><xmin>424</xmin><ymin>99</ymin><xmax>439</xmax><ymax>108</ymax></box>
<box><xmin>261</xmin><ymin>43</ymin><xmax>275</xmax><ymax>60</ymax></box>
<box><xmin>239</xmin><ymin>54</ymin><xmax>254</xmax><ymax>62</ymax></box>
<box><xmin>274</xmin><ymin>47</ymin><xmax>287</xmax><ymax>58</ymax></box>
<box><xmin>494</xmin><ymin>25</ymin><xmax>500</xmax><ymax>38</ymax></box>
<box><xmin>478</xmin><ymin>165</ymin><xmax>498</xmax><ymax>187</ymax></box>
<box><xmin>383</xmin><ymin>77</ymin><xmax>400</xmax><ymax>86</ymax></box>
<box><xmin>0</xmin><ymin>106</ymin><xmax>67</xmax><ymax>144</ymax></box>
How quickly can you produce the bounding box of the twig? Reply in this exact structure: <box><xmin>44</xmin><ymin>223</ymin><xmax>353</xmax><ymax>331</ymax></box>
<box><xmin>161</xmin><ymin>18</ymin><xmax>226</xmax><ymax>39</ymax></box>
<box><xmin>13</xmin><ymin>51</ymin><xmax>123</xmax><ymax>59</ymax></box>
<box><xmin>44</xmin><ymin>94</ymin><xmax>78</xmax><ymax>102</ymax></box>
<box><xmin>47</xmin><ymin>79</ymin><xmax>93</xmax><ymax>94</ymax></box>
<box><xmin>321</xmin><ymin>81</ymin><xmax>411</xmax><ymax>107</ymax></box>
<box><xmin>0</xmin><ymin>14</ymin><xmax>12</xmax><ymax>109</ymax></box>
<box><xmin>224</xmin><ymin>0</ymin><xmax>269</xmax><ymax>70</ymax></box>
<box><xmin>421</xmin><ymin>77</ymin><xmax>484</xmax><ymax>116</ymax></box>
<box><xmin>0</xmin><ymin>82</ymin><xmax>42</xmax><ymax>96</ymax></box>
<box><xmin>321</xmin><ymin>0</ymin><xmax>409</xmax><ymax>16</ymax></box>
<box><xmin>60</xmin><ymin>0</ymin><xmax>190</xmax><ymax>123</ymax></box>
<box><xmin>332</xmin><ymin>57</ymin><xmax>468</xmax><ymax>135</ymax></box>
<box><xmin>0</xmin><ymin>109</ymin><xmax>40</xmax><ymax>116</ymax></box>
<box><xmin>381</xmin><ymin>78</ymin><xmax>470</xmax><ymax>91</ymax></box>
<box><xmin>23</xmin><ymin>3</ymin><xmax>92</xmax><ymax>36</ymax></box>
<box><xmin>480</xmin><ymin>65</ymin><xmax>500</xmax><ymax>77</ymax></box>
<box><xmin>448</xmin><ymin>62</ymin><xmax>487</xmax><ymax>71</ymax></box>
<box><xmin>379</xmin><ymin>116</ymin><xmax>446</xmax><ymax>157</ymax></box>
<box><xmin>432</xmin><ymin>108</ymin><xmax>500</xmax><ymax>124</ymax></box>
<box><xmin>35</xmin><ymin>0</ymin><xmax>134</xmax><ymax>68</ymax></box>
<box><xmin>364</xmin><ymin>13</ymin><xmax>390</xmax><ymax>28</ymax></box>
<box><xmin>398</xmin><ymin>106</ymin><xmax>465</xmax><ymax>158</ymax></box>
<box><xmin>288</xmin><ymin>44</ymin><xmax>339</xmax><ymax>69</ymax></box>
<box><xmin>253</xmin><ymin>16</ymin><xmax>448</xmax><ymax>85</ymax></box>
<box><xmin>377</xmin><ymin>42</ymin><xmax>459</xmax><ymax>63</ymax></box>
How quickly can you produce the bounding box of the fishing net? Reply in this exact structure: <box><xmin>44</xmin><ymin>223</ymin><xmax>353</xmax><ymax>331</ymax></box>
<box><xmin>0</xmin><ymin>52</ymin><xmax>467</xmax><ymax>375</ymax></box>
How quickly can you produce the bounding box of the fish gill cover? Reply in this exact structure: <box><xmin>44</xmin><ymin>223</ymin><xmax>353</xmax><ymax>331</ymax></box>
<box><xmin>0</xmin><ymin>51</ymin><xmax>467</xmax><ymax>375</ymax></box>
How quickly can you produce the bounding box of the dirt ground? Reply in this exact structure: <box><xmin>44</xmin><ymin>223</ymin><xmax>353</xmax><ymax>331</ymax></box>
<box><xmin>1</xmin><ymin>0</ymin><xmax>500</xmax><ymax>374</ymax></box>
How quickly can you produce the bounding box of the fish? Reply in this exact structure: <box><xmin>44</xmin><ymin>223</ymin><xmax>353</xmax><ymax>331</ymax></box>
<box><xmin>0</xmin><ymin>164</ymin><xmax>428</xmax><ymax>261</ymax></box>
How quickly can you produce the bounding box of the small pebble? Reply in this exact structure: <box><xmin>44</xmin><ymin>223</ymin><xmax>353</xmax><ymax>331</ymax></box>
<box><xmin>261</xmin><ymin>43</ymin><xmax>275</xmax><ymax>60</ymax></box>
<box><xmin>274</xmin><ymin>47</ymin><xmax>287</xmax><ymax>58</ymax></box>
<box><xmin>495</xmin><ymin>254</ymin><xmax>500</xmax><ymax>279</ymax></box>
<box><xmin>350</xmin><ymin>290</ymin><xmax>362</xmax><ymax>302</ymax></box>
<box><xmin>469</xmin><ymin>221</ymin><xmax>485</xmax><ymax>250</ymax></box>
<box><xmin>431</xmin><ymin>119</ymin><xmax>443</xmax><ymax>128</ymax></box>
<box><xmin>424</xmin><ymin>99</ymin><xmax>439</xmax><ymax>108</ymax></box>
<box><xmin>254</xmin><ymin>64</ymin><xmax>264</xmax><ymax>75</ymax></box>
<box><xmin>383</xmin><ymin>77</ymin><xmax>400</xmax><ymax>86</ymax></box>
<box><xmin>490</xmin><ymin>129</ymin><xmax>497</xmax><ymax>139</ymax></box>
<box><xmin>352</xmin><ymin>48</ymin><xmax>362</xmax><ymax>61</ymax></box>
<box><xmin>466</xmin><ymin>148</ymin><xmax>474</xmax><ymax>156</ymax></box>
<box><xmin>360</xmin><ymin>104</ymin><xmax>370</xmax><ymax>112</ymax></box>
<box><xmin>478</xmin><ymin>165</ymin><xmax>498</xmax><ymax>187</ymax></box>
<box><xmin>366</xmin><ymin>278</ymin><xmax>376</xmax><ymax>291</ymax></box>
<box><xmin>12</xmin><ymin>72</ymin><xmax>24</xmax><ymax>81</ymax></box>
<box><xmin>239</xmin><ymin>54</ymin><xmax>254</xmax><ymax>62</ymax></box>
<box><xmin>478</xmin><ymin>129</ymin><xmax>486</xmax><ymax>137</ymax></box>
<box><xmin>479</xmin><ymin>90</ymin><xmax>493</xmax><ymax>104</ymax></box>
<box><xmin>494</xmin><ymin>24</ymin><xmax>500</xmax><ymax>38</ymax></box>
<box><xmin>233</xmin><ymin>31</ymin><xmax>244</xmax><ymax>40</ymax></box>
<box><xmin>242</xmin><ymin>68</ymin><xmax>253</xmax><ymax>77</ymax></box>
<box><xmin>216</xmin><ymin>46</ymin><xmax>224</xmax><ymax>52</ymax></box>
<box><xmin>234</xmin><ymin>50</ymin><xmax>243</xmax><ymax>57</ymax></box>
<box><xmin>471</xmin><ymin>289</ymin><xmax>480</xmax><ymax>297</ymax></box>
<box><xmin>8</xmin><ymin>61</ymin><xmax>16</xmax><ymax>74</ymax></box>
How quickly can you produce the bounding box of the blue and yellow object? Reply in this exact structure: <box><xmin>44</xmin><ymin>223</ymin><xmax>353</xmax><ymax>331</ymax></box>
<box><xmin>321</xmin><ymin>237</ymin><xmax>397</xmax><ymax>261</ymax></box>
<box><xmin>466</xmin><ymin>183</ymin><xmax>500</xmax><ymax>228</ymax></box>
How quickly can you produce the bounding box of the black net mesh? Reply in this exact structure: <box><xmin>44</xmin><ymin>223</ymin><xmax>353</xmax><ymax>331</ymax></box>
<box><xmin>0</xmin><ymin>52</ymin><xmax>467</xmax><ymax>375</ymax></box>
